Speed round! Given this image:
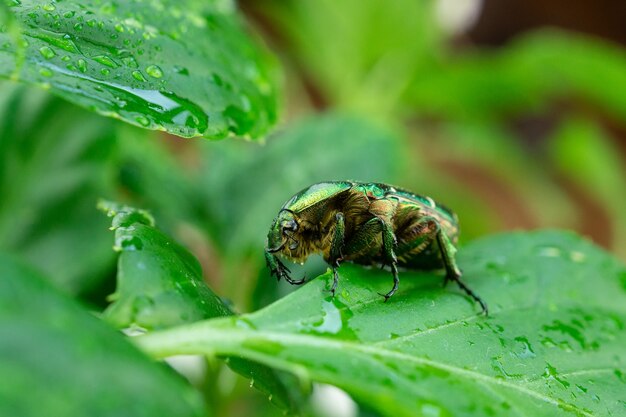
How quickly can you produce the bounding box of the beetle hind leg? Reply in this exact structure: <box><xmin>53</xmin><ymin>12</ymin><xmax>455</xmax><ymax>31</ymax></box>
<box><xmin>378</xmin><ymin>263</ymin><xmax>399</xmax><ymax>302</ymax></box>
<box><xmin>445</xmin><ymin>272</ymin><xmax>488</xmax><ymax>315</ymax></box>
<box><xmin>436</xmin><ymin>229</ymin><xmax>488</xmax><ymax>315</ymax></box>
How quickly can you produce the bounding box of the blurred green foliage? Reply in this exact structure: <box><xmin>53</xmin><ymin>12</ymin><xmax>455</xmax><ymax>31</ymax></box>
<box><xmin>1</xmin><ymin>0</ymin><xmax>626</xmax><ymax>416</ymax></box>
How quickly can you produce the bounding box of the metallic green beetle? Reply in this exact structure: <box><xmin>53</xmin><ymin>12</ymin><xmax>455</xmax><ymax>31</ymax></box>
<box><xmin>264</xmin><ymin>181</ymin><xmax>487</xmax><ymax>313</ymax></box>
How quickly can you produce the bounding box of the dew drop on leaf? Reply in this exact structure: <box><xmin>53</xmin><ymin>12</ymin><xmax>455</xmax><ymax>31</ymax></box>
<box><xmin>135</xmin><ymin>115</ymin><xmax>150</xmax><ymax>126</ymax></box>
<box><xmin>77</xmin><ymin>58</ymin><xmax>87</xmax><ymax>73</ymax></box>
<box><xmin>39</xmin><ymin>46</ymin><xmax>55</xmax><ymax>59</ymax></box>
<box><xmin>132</xmin><ymin>70</ymin><xmax>147</xmax><ymax>82</ymax></box>
<box><xmin>93</xmin><ymin>55</ymin><xmax>119</xmax><ymax>68</ymax></box>
<box><xmin>120</xmin><ymin>236</ymin><xmax>143</xmax><ymax>250</ymax></box>
<box><xmin>146</xmin><ymin>65</ymin><xmax>163</xmax><ymax>78</ymax></box>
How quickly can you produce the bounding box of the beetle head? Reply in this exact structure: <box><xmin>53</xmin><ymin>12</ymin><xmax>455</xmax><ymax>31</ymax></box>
<box><xmin>267</xmin><ymin>209</ymin><xmax>299</xmax><ymax>253</ymax></box>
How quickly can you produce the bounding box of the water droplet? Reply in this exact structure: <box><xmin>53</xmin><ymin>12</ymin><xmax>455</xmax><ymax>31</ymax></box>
<box><xmin>39</xmin><ymin>67</ymin><xmax>53</xmax><ymax>77</ymax></box>
<box><xmin>73</xmin><ymin>22</ymin><xmax>83</xmax><ymax>31</ymax></box>
<box><xmin>119</xmin><ymin>236</ymin><xmax>143</xmax><ymax>250</ymax></box>
<box><xmin>42</xmin><ymin>3</ymin><xmax>56</xmax><ymax>11</ymax></box>
<box><xmin>542</xmin><ymin>319</ymin><xmax>588</xmax><ymax>349</ymax></box>
<box><xmin>39</xmin><ymin>46</ymin><xmax>55</xmax><ymax>59</ymax></box>
<box><xmin>61</xmin><ymin>55</ymin><xmax>70</xmax><ymax>62</ymax></box>
<box><xmin>77</xmin><ymin>58</ymin><xmax>87</xmax><ymax>73</ymax></box>
<box><xmin>146</xmin><ymin>64</ymin><xmax>163</xmax><ymax>78</ymax></box>
<box><xmin>93</xmin><ymin>55</ymin><xmax>119</xmax><ymax>68</ymax></box>
<box><xmin>114</xmin><ymin>23</ymin><xmax>125</xmax><ymax>32</ymax></box>
<box><xmin>101</xmin><ymin>68</ymin><xmax>110</xmax><ymax>76</ymax></box>
<box><xmin>135</xmin><ymin>115</ymin><xmax>150</xmax><ymax>126</ymax></box>
<box><xmin>514</xmin><ymin>336</ymin><xmax>536</xmax><ymax>359</ymax></box>
<box><xmin>86</xmin><ymin>19</ymin><xmax>96</xmax><ymax>27</ymax></box>
<box><xmin>121</xmin><ymin>56</ymin><xmax>138</xmax><ymax>68</ymax></box>
<box><xmin>132</xmin><ymin>70</ymin><xmax>147</xmax><ymax>82</ymax></box>
<box><xmin>296</xmin><ymin>298</ymin><xmax>357</xmax><ymax>339</ymax></box>
<box><xmin>543</xmin><ymin>363</ymin><xmax>570</xmax><ymax>388</ymax></box>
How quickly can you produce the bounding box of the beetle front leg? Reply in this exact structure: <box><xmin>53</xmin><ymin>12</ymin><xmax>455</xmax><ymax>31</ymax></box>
<box><xmin>328</xmin><ymin>212</ymin><xmax>345</xmax><ymax>296</ymax></box>
<box><xmin>264</xmin><ymin>249</ymin><xmax>305</xmax><ymax>285</ymax></box>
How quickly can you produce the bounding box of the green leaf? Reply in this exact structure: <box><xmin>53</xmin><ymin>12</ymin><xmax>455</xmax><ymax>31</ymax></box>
<box><xmin>0</xmin><ymin>83</ymin><xmax>117</xmax><ymax>293</ymax></box>
<box><xmin>0</xmin><ymin>252</ymin><xmax>205</xmax><ymax>417</ymax></box>
<box><xmin>99</xmin><ymin>201</ymin><xmax>304</xmax><ymax>413</ymax></box>
<box><xmin>548</xmin><ymin>118</ymin><xmax>626</xmax><ymax>260</ymax></box>
<box><xmin>254</xmin><ymin>0</ymin><xmax>441</xmax><ymax>115</ymax></box>
<box><xmin>137</xmin><ymin>231</ymin><xmax>626</xmax><ymax>417</ymax></box>
<box><xmin>0</xmin><ymin>0</ymin><xmax>278</xmax><ymax>139</ymax></box>
<box><xmin>406</xmin><ymin>30</ymin><xmax>626</xmax><ymax>122</ymax></box>
<box><xmin>100</xmin><ymin>200</ymin><xmax>231</xmax><ymax>330</ymax></box>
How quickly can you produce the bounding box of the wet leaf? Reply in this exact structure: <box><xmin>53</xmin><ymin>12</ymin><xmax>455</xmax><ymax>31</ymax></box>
<box><xmin>100</xmin><ymin>201</ymin><xmax>304</xmax><ymax>413</ymax></box>
<box><xmin>100</xmin><ymin>200</ymin><xmax>231</xmax><ymax>330</ymax></box>
<box><xmin>0</xmin><ymin>252</ymin><xmax>205</xmax><ymax>417</ymax></box>
<box><xmin>138</xmin><ymin>231</ymin><xmax>626</xmax><ymax>417</ymax></box>
<box><xmin>0</xmin><ymin>0</ymin><xmax>278</xmax><ymax>139</ymax></box>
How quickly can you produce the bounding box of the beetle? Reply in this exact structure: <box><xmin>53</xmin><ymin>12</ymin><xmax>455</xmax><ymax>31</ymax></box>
<box><xmin>264</xmin><ymin>181</ymin><xmax>487</xmax><ymax>314</ymax></box>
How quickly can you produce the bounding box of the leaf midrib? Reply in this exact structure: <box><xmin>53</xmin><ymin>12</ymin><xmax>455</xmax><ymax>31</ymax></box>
<box><xmin>138</xmin><ymin>323</ymin><xmax>595</xmax><ymax>417</ymax></box>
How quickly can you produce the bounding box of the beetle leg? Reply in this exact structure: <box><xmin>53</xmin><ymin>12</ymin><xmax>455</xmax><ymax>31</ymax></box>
<box><xmin>264</xmin><ymin>249</ymin><xmax>305</xmax><ymax>285</ymax></box>
<box><xmin>436</xmin><ymin>231</ymin><xmax>488</xmax><ymax>315</ymax></box>
<box><xmin>395</xmin><ymin>216</ymin><xmax>487</xmax><ymax>314</ymax></box>
<box><xmin>328</xmin><ymin>212</ymin><xmax>345</xmax><ymax>296</ymax></box>
<box><xmin>342</xmin><ymin>216</ymin><xmax>400</xmax><ymax>301</ymax></box>
<box><xmin>377</xmin><ymin>220</ymin><xmax>399</xmax><ymax>301</ymax></box>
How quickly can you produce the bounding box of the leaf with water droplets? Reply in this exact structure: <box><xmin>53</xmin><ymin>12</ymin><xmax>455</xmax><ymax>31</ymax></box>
<box><xmin>0</xmin><ymin>0</ymin><xmax>278</xmax><ymax>139</ymax></box>
<box><xmin>99</xmin><ymin>200</ymin><xmax>231</xmax><ymax>330</ymax></box>
<box><xmin>99</xmin><ymin>201</ymin><xmax>305</xmax><ymax>413</ymax></box>
<box><xmin>138</xmin><ymin>231</ymin><xmax>626</xmax><ymax>417</ymax></box>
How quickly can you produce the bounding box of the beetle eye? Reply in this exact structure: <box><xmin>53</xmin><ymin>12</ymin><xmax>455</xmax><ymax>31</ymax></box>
<box><xmin>282</xmin><ymin>219</ymin><xmax>298</xmax><ymax>233</ymax></box>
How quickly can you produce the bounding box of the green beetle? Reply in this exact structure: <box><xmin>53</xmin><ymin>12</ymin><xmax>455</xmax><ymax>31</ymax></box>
<box><xmin>265</xmin><ymin>181</ymin><xmax>487</xmax><ymax>314</ymax></box>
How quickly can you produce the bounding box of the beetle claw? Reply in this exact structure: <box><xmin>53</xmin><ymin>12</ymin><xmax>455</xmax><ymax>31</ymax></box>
<box><xmin>377</xmin><ymin>292</ymin><xmax>391</xmax><ymax>302</ymax></box>
<box><xmin>285</xmin><ymin>275</ymin><xmax>306</xmax><ymax>285</ymax></box>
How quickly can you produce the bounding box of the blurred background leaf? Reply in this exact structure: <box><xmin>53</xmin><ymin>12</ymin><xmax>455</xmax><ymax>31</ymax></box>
<box><xmin>0</xmin><ymin>83</ymin><xmax>117</xmax><ymax>294</ymax></box>
<box><xmin>0</xmin><ymin>0</ymin><xmax>279</xmax><ymax>139</ymax></box>
<box><xmin>0</xmin><ymin>252</ymin><xmax>206</xmax><ymax>417</ymax></box>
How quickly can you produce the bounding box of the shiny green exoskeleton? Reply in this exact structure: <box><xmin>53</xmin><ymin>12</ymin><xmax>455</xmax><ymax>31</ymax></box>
<box><xmin>265</xmin><ymin>181</ymin><xmax>487</xmax><ymax>314</ymax></box>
